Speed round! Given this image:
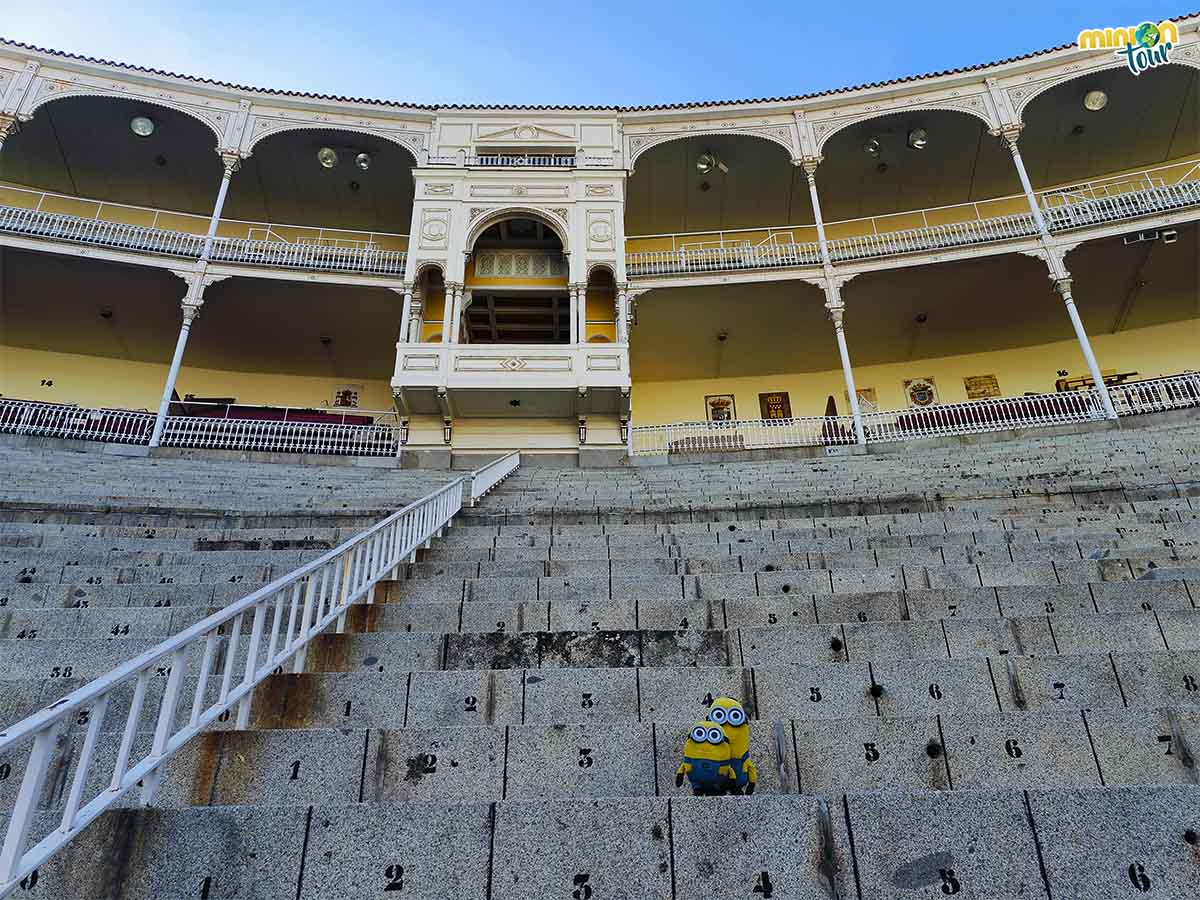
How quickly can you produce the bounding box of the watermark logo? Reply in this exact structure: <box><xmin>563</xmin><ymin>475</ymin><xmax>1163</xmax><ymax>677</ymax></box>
<box><xmin>1077</xmin><ymin>20</ymin><xmax>1178</xmax><ymax>75</ymax></box>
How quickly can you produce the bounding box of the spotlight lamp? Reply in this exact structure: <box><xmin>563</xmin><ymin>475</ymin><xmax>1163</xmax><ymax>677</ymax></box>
<box><xmin>129</xmin><ymin>116</ymin><xmax>155</xmax><ymax>137</ymax></box>
<box><xmin>355</xmin><ymin>152</ymin><xmax>372</xmax><ymax>171</ymax></box>
<box><xmin>696</xmin><ymin>151</ymin><xmax>730</xmax><ymax>176</ymax></box>
<box><xmin>863</xmin><ymin>137</ymin><xmax>881</xmax><ymax>157</ymax></box>
<box><xmin>1082</xmin><ymin>89</ymin><xmax>1108</xmax><ymax>111</ymax></box>
<box><xmin>317</xmin><ymin>147</ymin><xmax>339</xmax><ymax>169</ymax></box>
<box><xmin>906</xmin><ymin>128</ymin><xmax>928</xmax><ymax>150</ymax></box>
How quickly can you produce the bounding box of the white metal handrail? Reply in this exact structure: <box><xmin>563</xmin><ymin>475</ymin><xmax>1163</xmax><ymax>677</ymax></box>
<box><xmin>631</xmin><ymin>415</ymin><xmax>857</xmax><ymax>456</ymax></box>
<box><xmin>629</xmin><ymin>375</ymin><xmax>1200</xmax><ymax>455</ymax></box>
<box><xmin>0</xmin><ymin>398</ymin><xmax>154</xmax><ymax>444</ymax></box>
<box><xmin>626</xmin><ymin>160</ymin><xmax>1200</xmax><ymax>278</ymax></box>
<box><xmin>859</xmin><ymin>389</ymin><xmax>1106</xmax><ymax>443</ymax></box>
<box><xmin>427</xmin><ymin>153</ymin><xmax>576</xmax><ymax>167</ymax></box>
<box><xmin>0</xmin><ymin>449</ymin><xmax>520</xmax><ymax>896</ymax></box>
<box><xmin>0</xmin><ymin>201</ymin><xmax>406</xmax><ymax>276</ymax></box>
<box><xmin>1107</xmin><ymin>372</ymin><xmax>1200</xmax><ymax>416</ymax></box>
<box><xmin>466</xmin><ymin>450</ymin><xmax>521</xmax><ymax>505</ymax></box>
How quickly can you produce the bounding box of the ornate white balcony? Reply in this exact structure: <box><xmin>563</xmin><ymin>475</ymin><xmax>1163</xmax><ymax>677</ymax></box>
<box><xmin>626</xmin><ymin>162</ymin><xmax>1200</xmax><ymax>279</ymax></box>
<box><xmin>392</xmin><ymin>342</ymin><xmax>630</xmax><ymax>419</ymax></box>
<box><xmin>0</xmin><ymin>185</ymin><xmax>408</xmax><ymax>277</ymax></box>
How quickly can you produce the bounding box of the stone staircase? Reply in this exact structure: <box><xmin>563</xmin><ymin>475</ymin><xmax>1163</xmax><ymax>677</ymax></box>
<box><xmin>1</xmin><ymin>422</ymin><xmax>1199</xmax><ymax>898</ymax></box>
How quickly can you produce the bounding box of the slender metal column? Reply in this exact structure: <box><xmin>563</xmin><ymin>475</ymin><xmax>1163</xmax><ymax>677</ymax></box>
<box><xmin>1002</xmin><ymin>131</ymin><xmax>1117</xmax><ymax>419</ymax></box>
<box><xmin>201</xmin><ymin>153</ymin><xmax>241</xmax><ymax>260</ymax></box>
<box><xmin>825</xmin><ymin>287</ymin><xmax>867</xmax><ymax>446</ymax></box>
<box><xmin>803</xmin><ymin>158</ymin><xmax>866</xmax><ymax>445</ymax></box>
<box><xmin>409</xmin><ymin>289</ymin><xmax>424</xmax><ymax>343</ymax></box>
<box><xmin>149</xmin><ymin>281</ymin><xmax>205</xmax><ymax>447</ymax></box>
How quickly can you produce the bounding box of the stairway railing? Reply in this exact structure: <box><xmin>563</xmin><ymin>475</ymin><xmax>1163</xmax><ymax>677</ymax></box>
<box><xmin>0</xmin><ymin>451</ymin><xmax>520</xmax><ymax>897</ymax></box>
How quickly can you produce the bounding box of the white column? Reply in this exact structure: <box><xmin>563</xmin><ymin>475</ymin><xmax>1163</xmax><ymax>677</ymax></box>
<box><xmin>568</xmin><ymin>284</ymin><xmax>580</xmax><ymax>344</ymax></box>
<box><xmin>396</xmin><ymin>286</ymin><xmax>414</xmax><ymax>344</ymax></box>
<box><xmin>409</xmin><ymin>291</ymin><xmax>424</xmax><ymax>343</ymax></box>
<box><xmin>579</xmin><ymin>285</ymin><xmax>589</xmax><ymax>343</ymax></box>
<box><xmin>803</xmin><ymin>158</ymin><xmax>866</xmax><ymax>445</ymax></box>
<box><xmin>442</xmin><ymin>284</ymin><xmax>460</xmax><ymax>344</ymax></box>
<box><xmin>1054</xmin><ymin>274</ymin><xmax>1118</xmax><ymax>419</ymax></box>
<box><xmin>825</xmin><ymin>285</ymin><xmax>867</xmax><ymax>446</ymax></box>
<box><xmin>1001</xmin><ymin>130</ymin><xmax>1117</xmax><ymax>419</ymax></box>
<box><xmin>616</xmin><ymin>284</ymin><xmax>629</xmax><ymax>344</ymax></box>
<box><xmin>201</xmin><ymin>153</ymin><xmax>241</xmax><ymax>260</ymax></box>
<box><xmin>149</xmin><ymin>279</ymin><xmax>205</xmax><ymax>448</ymax></box>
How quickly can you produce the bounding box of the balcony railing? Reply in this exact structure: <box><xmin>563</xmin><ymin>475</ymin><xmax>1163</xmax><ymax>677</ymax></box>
<box><xmin>0</xmin><ymin>399</ymin><xmax>404</xmax><ymax>457</ymax></box>
<box><xmin>0</xmin><ymin>184</ymin><xmax>408</xmax><ymax>277</ymax></box>
<box><xmin>630</xmin><ymin>374</ymin><xmax>1200</xmax><ymax>456</ymax></box>
<box><xmin>626</xmin><ymin>161</ymin><xmax>1200</xmax><ymax>278</ymax></box>
<box><xmin>426</xmin><ymin>153</ymin><xmax>577</xmax><ymax>167</ymax></box>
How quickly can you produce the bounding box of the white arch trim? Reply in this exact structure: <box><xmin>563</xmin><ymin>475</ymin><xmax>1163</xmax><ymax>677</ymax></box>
<box><xmin>25</xmin><ymin>89</ymin><xmax>225</xmax><ymax>144</ymax></box>
<box><xmin>466</xmin><ymin>206</ymin><xmax>570</xmax><ymax>253</ymax></box>
<box><xmin>814</xmin><ymin>103</ymin><xmax>996</xmax><ymax>154</ymax></box>
<box><xmin>1012</xmin><ymin>55</ymin><xmax>1200</xmax><ymax>120</ymax></box>
<box><xmin>246</xmin><ymin>122</ymin><xmax>422</xmax><ymax>164</ymax></box>
<box><xmin>628</xmin><ymin>128</ymin><xmax>796</xmax><ymax>171</ymax></box>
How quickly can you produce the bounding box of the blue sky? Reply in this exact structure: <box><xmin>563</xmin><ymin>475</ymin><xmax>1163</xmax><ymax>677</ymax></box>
<box><xmin>1</xmin><ymin>2</ymin><xmax>1187</xmax><ymax>106</ymax></box>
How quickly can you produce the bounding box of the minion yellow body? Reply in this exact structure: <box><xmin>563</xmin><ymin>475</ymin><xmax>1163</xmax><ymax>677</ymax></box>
<box><xmin>708</xmin><ymin>697</ymin><xmax>758</xmax><ymax>794</ymax></box>
<box><xmin>676</xmin><ymin>723</ymin><xmax>737</xmax><ymax>796</ymax></box>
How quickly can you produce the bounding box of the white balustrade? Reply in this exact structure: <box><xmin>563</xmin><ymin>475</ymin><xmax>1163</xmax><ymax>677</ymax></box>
<box><xmin>0</xmin><ymin>399</ymin><xmax>154</xmax><ymax>444</ymax></box>
<box><xmin>630</xmin><ymin>376</ymin><xmax>1200</xmax><ymax>456</ymax></box>
<box><xmin>0</xmin><ymin>451</ymin><xmax>520</xmax><ymax>897</ymax></box>
<box><xmin>0</xmin><ymin>185</ymin><xmax>407</xmax><ymax>276</ymax></box>
<box><xmin>1107</xmin><ymin>372</ymin><xmax>1200</xmax><ymax>416</ymax></box>
<box><xmin>631</xmin><ymin>414</ymin><xmax>856</xmax><ymax>456</ymax></box>
<box><xmin>627</xmin><ymin>162</ymin><xmax>1200</xmax><ymax>278</ymax></box>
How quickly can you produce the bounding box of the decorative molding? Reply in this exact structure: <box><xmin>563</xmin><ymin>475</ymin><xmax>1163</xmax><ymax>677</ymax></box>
<box><xmin>474</xmin><ymin>250</ymin><xmax>566</xmax><ymax>279</ymax></box>
<box><xmin>627</xmin><ymin>123</ymin><xmax>796</xmax><ymax>167</ymax></box>
<box><xmin>467</xmin><ymin>183</ymin><xmax>570</xmax><ymax>200</ymax></box>
<box><xmin>585</xmin><ymin>184</ymin><xmax>615</xmax><ymax>196</ymax></box>
<box><xmin>245</xmin><ymin>114</ymin><xmax>427</xmax><ymax>160</ymax></box>
<box><xmin>419</xmin><ymin>209</ymin><xmax>450</xmax><ymax>250</ymax></box>
<box><xmin>475</xmin><ymin>121</ymin><xmax>576</xmax><ymax>143</ymax></box>
<box><xmin>810</xmin><ymin>92</ymin><xmax>994</xmax><ymax>152</ymax></box>
<box><xmin>424</xmin><ymin>183</ymin><xmax>453</xmax><ymax>195</ymax></box>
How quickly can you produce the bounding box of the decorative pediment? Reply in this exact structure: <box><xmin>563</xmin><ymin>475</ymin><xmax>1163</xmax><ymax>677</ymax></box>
<box><xmin>475</xmin><ymin>121</ymin><xmax>577</xmax><ymax>144</ymax></box>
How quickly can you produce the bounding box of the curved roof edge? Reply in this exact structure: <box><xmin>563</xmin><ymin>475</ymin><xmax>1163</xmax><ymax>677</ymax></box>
<box><xmin>3</xmin><ymin>13</ymin><xmax>1198</xmax><ymax>114</ymax></box>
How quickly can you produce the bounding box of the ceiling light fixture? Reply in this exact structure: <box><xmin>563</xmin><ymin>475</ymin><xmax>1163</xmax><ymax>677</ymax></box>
<box><xmin>863</xmin><ymin>137</ymin><xmax>881</xmax><ymax>157</ymax></box>
<box><xmin>906</xmin><ymin>128</ymin><xmax>928</xmax><ymax>150</ymax></box>
<box><xmin>317</xmin><ymin>147</ymin><xmax>339</xmax><ymax>169</ymax></box>
<box><xmin>355</xmin><ymin>152</ymin><xmax>372</xmax><ymax>171</ymax></box>
<box><xmin>129</xmin><ymin>116</ymin><xmax>155</xmax><ymax>137</ymax></box>
<box><xmin>696</xmin><ymin>151</ymin><xmax>729</xmax><ymax>176</ymax></box>
<box><xmin>1083</xmin><ymin>89</ymin><xmax>1108</xmax><ymax>111</ymax></box>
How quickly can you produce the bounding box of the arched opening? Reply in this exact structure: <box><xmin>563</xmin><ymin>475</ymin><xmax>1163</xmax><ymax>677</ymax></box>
<box><xmin>0</xmin><ymin>95</ymin><xmax>222</xmax><ymax>221</ymax></box>
<box><xmin>585</xmin><ymin>266</ymin><xmax>617</xmax><ymax>343</ymax></box>
<box><xmin>463</xmin><ymin>215</ymin><xmax>570</xmax><ymax>344</ymax></box>
<box><xmin>229</xmin><ymin>128</ymin><xmax>417</xmax><ymax>244</ymax></box>
<box><xmin>1018</xmin><ymin>63</ymin><xmax>1199</xmax><ymax>189</ymax></box>
<box><xmin>815</xmin><ymin>108</ymin><xmax>1017</xmax><ymax>226</ymax></box>
<box><xmin>625</xmin><ymin>134</ymin><xmax>810</xmax><ymax>241</ymax></box>
<box><xmin>414</xmin><ymin>266</ymin><xmax>447</xmax><ymax>343</ymax></box>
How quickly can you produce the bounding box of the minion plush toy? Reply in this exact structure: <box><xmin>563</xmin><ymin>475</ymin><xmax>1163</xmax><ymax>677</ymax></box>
<box><xmin>676</xmin><ymin>722</ymin><xmax>737</xmax><ymax>795</ymax></box>
<box><xmin>708</xmin><ymin>697</ymin><xmax>757</xmax><ymax>794</ymax></box>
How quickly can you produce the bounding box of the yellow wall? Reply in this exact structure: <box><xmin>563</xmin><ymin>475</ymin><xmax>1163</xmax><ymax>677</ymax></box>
<box><xmin>631</xmin><ymin>319</ymin><xmax>1200</xmax><ymax>423</ymax></box>
<box><xmin>0</xmin><ymin>345</ymin><xmax>396</xmax><ymax>411</ymax></box>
